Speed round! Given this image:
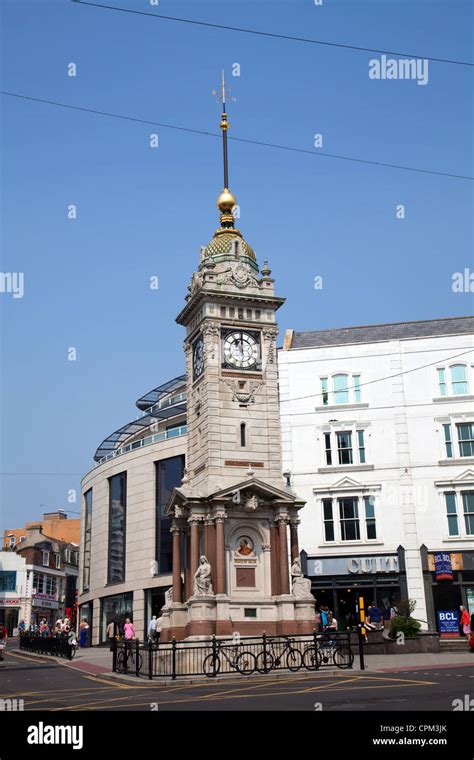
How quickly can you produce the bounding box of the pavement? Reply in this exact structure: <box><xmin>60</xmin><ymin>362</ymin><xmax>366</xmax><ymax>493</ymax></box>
<box><xmin>11</xmin><ymin>639</ymin><xmax>474</xmax><ymax>680</ymax></box>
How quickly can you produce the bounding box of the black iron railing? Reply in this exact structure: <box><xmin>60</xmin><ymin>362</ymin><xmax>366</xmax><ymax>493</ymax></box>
<box><xmin>19</xmin><ymin>633</ymin><xmax>76</xmax><ymax>660</ymax></box>
<box><xmin>113</xmin><ymin>630</ymin><xmax>354</xmax><ymax>680</ymax></box>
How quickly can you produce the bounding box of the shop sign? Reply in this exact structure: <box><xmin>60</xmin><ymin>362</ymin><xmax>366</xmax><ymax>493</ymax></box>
<box><xmin>307</xmin><ymin>555</ymin><xmax>399</xmax><ymax>576</ymax></box>
<box><xmin>0</xmin><ymin>599</ymin><xmax>20</xmax><ymax>606</ymax></box>
<box><xmin>32</xmin><ymin>597</ymin><xmax>58</xmax><ymax>609</ymax></box>
<box><xmin>433</xmin><ymin>552</ymin><xmax>453</xmax><ymax>581</ymax></box>
<box><xmin>428</xmin><ymin>553</ymin><xmax>463</xmax><ymax>572</ymax></box>
<box><xmin>437</xmin><ymin>610</ymin><xmax>459</xmax><ymax>638</ymax></box>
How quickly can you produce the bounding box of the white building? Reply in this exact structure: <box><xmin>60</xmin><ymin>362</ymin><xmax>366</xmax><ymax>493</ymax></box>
<box><xmin>279</xmin><ymin>316</ymin><xmax>474</xmax><ymax>630</ymax></box>
<box><xmin>0</xmin><ymin>551</ymin><xmax>31</xmax><ymax>634</ymax></box>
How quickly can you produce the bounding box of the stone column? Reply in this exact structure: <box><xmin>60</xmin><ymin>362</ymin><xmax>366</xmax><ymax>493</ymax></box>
<box><xmin>215</xmin><ymin>514</ymin><xmax>226</xmax><ymax>594</ymax></box>
<box><xmin>278</xmin><ymin>516</ymin><xmax>290</xmax><ymax>595</ymax></box>
<box><xmin>270</xmin><ymin>521</ymin><xmax>280</xmax><ymax>596</ymax></box>
<box><xmin>290</xmin><ymin>519</ymin><xmax>299</xmax><ymax>562</ymax></box>
<box><xmin>189</xmin><ymin>516</ymin><xmax>200</xmax><ymax>591</ymax></box>
<box><xmin>171</xmin><ymin>523</ymin><xmax>181</xmax><ymax>604</ymax></box>
<box><xmin>204</xmin><ymin>517</ymin><xmax>216</xmax><ymax>585</ymax></box>
<box><xmin>184</xmin><ymin>528</ymin><xmax>192</xmax><ymax>600</ymax></box>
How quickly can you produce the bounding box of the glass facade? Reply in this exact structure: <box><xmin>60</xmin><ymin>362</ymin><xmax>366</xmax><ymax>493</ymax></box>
<box><xmin>100</xmin><ymin>591</ymin><xmax>133</xmax><ymax>643</ymax></box>
<box><xmin>155</xmin><ymin>455</ymin><xmax>185</xmax><ymax>575</ymax></box>
<box><xmin>83</xmin><ymin>489</ymin><xmax>92</xmax><ymax>591</ymax></box>
<box><xmin>107</xmin><ymin>472</ymin><xmax>127</xmax><ymax>584</ymax></box>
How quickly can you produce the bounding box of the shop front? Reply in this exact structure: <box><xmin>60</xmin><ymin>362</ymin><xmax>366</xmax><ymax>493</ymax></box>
<box><xmin>0</xmin><ymin>599</ymin><xmax>22</xmax><ymax>635</ymax></box>
<box><xmin>305</xmin><ymin>552</ymin><xmax>403</xmax><ymax>629</ymax></box>
<box><xmin>99</xmin><ymin>591</ymin><xmax>133</xmax><ymax>643</ymax></box>
<box><xmin>422</xmin><ymin>547</ymin><xmax>474</xmax><ymax>634</ymax></box>
<box><xmin>31</xmin><ymin>594</ymin><xmax>59</xmax><ymax>627</ymax></box>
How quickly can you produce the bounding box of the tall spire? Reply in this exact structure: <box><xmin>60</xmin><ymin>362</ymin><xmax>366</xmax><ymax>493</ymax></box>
<box><xmin>214</xmin><ymin>69</ymin><xmax>237</xmax><ymax>229</ymax></box>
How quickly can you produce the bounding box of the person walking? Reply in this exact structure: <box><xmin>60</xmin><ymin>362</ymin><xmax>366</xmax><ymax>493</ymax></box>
<box><xmin>147</xmin><ymin>615</ymin><xmax>157</xmax><ymax>644</ymax></box>
<box><xmin>79</xmin><ymin>619</ymin><xmax>89</xmax><ymax>648</ymax></box>
<box><xmin>460</xmin><ymin>606</ymin><xmax>470</xmax><ymax>637</ymax></box>
<box><xmin>469</xmin><ymin>614</ymin><xmax>474</xmax><ymax>653</ymax></box>
<box><xmin>107</xmin><ymin>620</ymin><xmax>116</xmax><ymax>651</ymax></box>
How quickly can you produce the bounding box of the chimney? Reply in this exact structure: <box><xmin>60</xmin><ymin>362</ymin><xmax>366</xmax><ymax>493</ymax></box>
<box><xmin>42</xmin><ymin>510</ymin><xmax>67</xmax><ymax>521</ymax></box>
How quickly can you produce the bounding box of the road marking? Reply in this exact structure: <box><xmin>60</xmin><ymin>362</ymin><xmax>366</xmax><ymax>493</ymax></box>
<box><xmin>84</xmin><ymin>676</ymin><xmax>131</xmax><ymax>689</ymax></box>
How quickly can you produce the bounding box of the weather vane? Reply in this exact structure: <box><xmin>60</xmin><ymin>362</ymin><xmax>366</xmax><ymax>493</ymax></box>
<box><xmin>212</xmin><ymin>69</ymin><xmax>237</xmax><ymax>109</ymax></box>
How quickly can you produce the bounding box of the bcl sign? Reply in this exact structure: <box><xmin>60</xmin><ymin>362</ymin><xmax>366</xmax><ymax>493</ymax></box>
<box><xmin>437</xmin><ymin>610</ymin><xmax>459</xmax><ymax>638</ymax></box>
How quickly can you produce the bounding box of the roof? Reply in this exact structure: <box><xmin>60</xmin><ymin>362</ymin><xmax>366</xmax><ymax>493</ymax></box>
<box><xmin>136</xmin><ymin>375</ymin><xmax>186</xmax><ymax>411</ymax></box>
<box><xmin>289</xmin><ymin>316</ymin><xmax>474</xmax><ymax>349</ymax></box>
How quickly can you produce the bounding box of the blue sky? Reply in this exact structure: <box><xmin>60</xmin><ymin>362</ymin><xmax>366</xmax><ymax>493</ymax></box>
<box><xmin>1</xmin><ymin>0</ymin><xmax>473</xmax><ymax>529</ymax></box>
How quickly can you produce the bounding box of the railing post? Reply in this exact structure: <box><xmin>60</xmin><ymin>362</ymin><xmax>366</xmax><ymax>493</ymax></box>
<box><xmin>135</xmin><ymin>639</ymin><xmax>140</xmax><ymax>678</ymax></box>
<box><xmin>124</xmin><ymin>641</ymin><xmax>128</xmax><ymax>675</ymax></box>
<box><xmin>148</xmin><ymin>638</ymin><xmax>153</xmax><ymax>680</ymax></box>
<box><xmin>212</xmin><ymin>635</ymin><xmax>218</xmax><ymax>678</ymax></box>
<box><xmin>171</xmin><ymin>637</ymin><xmax>177</xmax><ymax>681</ymax></box>
<box><xmin>112</xmin><ymin>636</ymin><xmax>117</xmax><ymax>672</ymax></box>
<box><xmin>357</xmin><ymin>624</ymin><xmax>365</xmax><ymax>671</ymax></box>
<box><xmin>262</xmin><ymin>632</ymin><xmax>268</xmax><ymax>674</ymax></box>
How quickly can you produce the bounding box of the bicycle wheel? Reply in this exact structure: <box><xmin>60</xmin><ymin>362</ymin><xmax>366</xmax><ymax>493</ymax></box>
<box><xmin>235</xmin><ymin>651</ymin><xmax>256</xmax><ymax>675</ymax></box>
<box><xmin>286</xmin><ymin>648</ymin><xmax>303</xmax><ymax>672</ymax></box>
<box><xmin>116</xmin><ymin>651</ymin><xmax>125</xmax><ymax>673</ymax></box>
<box><xmin>255</xmin><ymin>651</ymin><xmax>275</xmax><ymax>673</ymax></box>
<box><xmin>303</xmin><ymin>646</ymin><xmax>321</xmax><ymax>671</ymax></box>
<box><xmin>333</xmin><ymin>646</ymin><xmax>354</xmax><ymax>669</ymax></box>
<box><xmin>203</xmin><ymin>653</ymin><xmax>220</xmax><ymax>677</ymax></box>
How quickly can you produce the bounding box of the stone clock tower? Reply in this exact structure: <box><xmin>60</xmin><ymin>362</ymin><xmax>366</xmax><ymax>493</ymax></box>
<box><xmin>162</xmin><ymin>76</ymin><xmax>314</xmax><ymax>639</ymax></box>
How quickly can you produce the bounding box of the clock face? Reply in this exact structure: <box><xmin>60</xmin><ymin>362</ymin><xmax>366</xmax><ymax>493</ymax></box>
<box><xmin>222</xmin><ymin>330</ymin><xmax>260</xmax><ymax>370</ymax></box>
<box><xmin>193</xmin><ymin>336</ymin><xmax>204</xmax><ymax>379</ymax></box>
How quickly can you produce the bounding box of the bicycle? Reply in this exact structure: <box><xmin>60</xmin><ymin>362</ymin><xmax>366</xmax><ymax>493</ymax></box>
<box><xmin>116</xmin><ymin>642</ymin><xmax>143</xmax><ymax>673</ymax></box>
<box><xmin>256</xmin><ymin>637</ymin><xmax>303</xmax><ymax>673</ymax></box>
<box><xmin>203</xmin><ymin>641</ymin><xmax>256</xmax><ymax>677</ymax></box>
<box><xmin>303</xmin><ymin>632</ymin><xmax>354</xmax><ymax>670</ymax></box>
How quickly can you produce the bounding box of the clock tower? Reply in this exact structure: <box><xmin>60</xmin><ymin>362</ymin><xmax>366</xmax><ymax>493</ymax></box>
<box><xmin>162</xmin><ymin>74</ymin><xmax>314</xmax><ymax>639</ymax></box>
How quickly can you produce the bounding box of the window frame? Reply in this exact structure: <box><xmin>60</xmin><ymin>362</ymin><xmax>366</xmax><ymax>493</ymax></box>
<box><xmin>42</xmin><ymin>551</ymin><xmax>50</xmax><ymax>567</ymax></box>
<box><xmin>436</xmin><ymin>363</ymin><xmax>470</xmax><ymax>397</ymax></box>
<box><xmin>320</xmin><ymin>495</ymin><xmax>379</xmax><ymax>544</ymax></box>
<box><xmin>319</xmin><ymin>372</ymin><xmax>364</xmax><ymax>406</ymax></box>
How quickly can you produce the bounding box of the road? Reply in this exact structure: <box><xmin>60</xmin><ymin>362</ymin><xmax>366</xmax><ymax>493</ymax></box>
<box><xmin>1</xmin><ymin>645</ymin><xmax>473</xmax><ymax>711</ymax></box>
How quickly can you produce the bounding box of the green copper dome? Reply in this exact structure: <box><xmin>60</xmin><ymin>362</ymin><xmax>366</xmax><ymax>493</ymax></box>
<box><xmin>204</xmin><ymin>230</ymin><xmax>256</xmax><ymax>262</ymax></box>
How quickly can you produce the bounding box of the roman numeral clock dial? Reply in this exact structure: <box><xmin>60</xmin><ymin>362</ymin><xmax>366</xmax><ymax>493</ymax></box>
<box><xmin>221</xmin><ymin>330</ymin><xmax>261</xmax><ymax>370</ymax></box>
<box><xmin>192</xmin><ymin>335</ymin><xmax>204</xmax><ymax>380</ymax></box>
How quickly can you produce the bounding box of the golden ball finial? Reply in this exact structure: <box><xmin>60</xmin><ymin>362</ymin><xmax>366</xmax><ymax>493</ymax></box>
<box><xmin>217</xmin><ymin>188</ymin><xmax>237</xmax><ymax>213</ymax></box>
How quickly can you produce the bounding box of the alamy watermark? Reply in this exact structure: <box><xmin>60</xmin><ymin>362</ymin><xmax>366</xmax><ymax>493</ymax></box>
<box><xmin>0</xmin><ymin>272</ymin><xmax>24</xmax><ymax>299</ymax></box>
<box><xmin>369</xmin><ymin>55</ymin><xmax>429</xmax><ymax>86</ymax></box>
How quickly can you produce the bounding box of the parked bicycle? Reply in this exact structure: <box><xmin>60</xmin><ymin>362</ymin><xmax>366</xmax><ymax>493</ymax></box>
<box><xmin>203</xmin><ymin>641</ymin><xmax>256</xmax><ymax>677</ymax></box>
<box><xmin>117</xmin><ymin>643</ymin><xmax>143</xmax><ymax>673</ymax></box>
<box><xmin>303</xmin><ymin>632</ymin><xmax>353</xmax><ymax>670</ymax></box>
<box><xmin>256</xmin><ymin>637</ymin><xmax>303</xmax><ymax>673</ymax></box>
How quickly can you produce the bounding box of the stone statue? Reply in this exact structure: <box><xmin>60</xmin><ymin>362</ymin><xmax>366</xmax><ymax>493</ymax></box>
<box><xmin>291</xmin><ymin>557</ymin><xmax>313</xmax><ymax>598</ymax></box>
<box><xmin>164</xmin><ymin>587</ymin><xmax>173</xmax><ymax>607</ymax></box>
<box><xmin>193</xmin><ymin>555</ymin><xmax>214</xmax><ymax>596</ymax></box>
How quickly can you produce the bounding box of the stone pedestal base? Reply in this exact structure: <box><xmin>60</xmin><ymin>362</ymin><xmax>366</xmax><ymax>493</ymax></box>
<box><xmin>184</xmin><ymin>595</ymin><xmax>217</xmax><ymax>638</ymax></box>
<box><xmin>160</xmin><ymin>602</ymin><xmax>188</xmax><ymax>642</ymax></box>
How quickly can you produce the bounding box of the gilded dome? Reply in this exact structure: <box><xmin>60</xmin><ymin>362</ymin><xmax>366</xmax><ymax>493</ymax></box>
<box><xmin>204</xmin><ymin>230</ymin><xmax>256</xmax><ymax>261</ymax></box>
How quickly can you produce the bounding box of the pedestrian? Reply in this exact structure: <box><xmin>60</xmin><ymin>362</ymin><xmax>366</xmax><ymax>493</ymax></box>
<box><xmin>460</xmin><ymin>606</ymin><xmax>470</xmax><ymax>637</ymax></box>
<box><xmin>0</xmin><ymin>623</ymin><xmax>8</xmax><ymax>661</ymax></box>
<box><xmin>368</xmin><ymin>602</ymin><xmax>383</xmax><ymax>631</ymax></box>
<box><xmin>147</xmin><ymin>615</ymin><xmax>157</xmax><ymax>644</ymax></box>
<box><xmin>107</xmin><ymin>620</ymin><xmax>116</xmax><ymax>651</ymax></box>
<box><xmin>124</xmin><ymin>618</ymin><xmax>136</xmax><ymax>656</ymax></box>
<box><xmin>79</xmin><ymin>619</ymin><xmax>89</xmax><ymax>648</ymax></box>
<box><xmin>469</xmin><ymin>614</ymin><xmax>474</xmax><ymax>653</ymax></box>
